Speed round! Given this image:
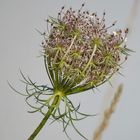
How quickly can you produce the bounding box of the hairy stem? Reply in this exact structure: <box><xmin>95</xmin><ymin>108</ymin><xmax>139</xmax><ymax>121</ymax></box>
<box><xmin>28</xmin><ymin>95</ymin><xmax>60</xmax><ymax>140</ymax></box>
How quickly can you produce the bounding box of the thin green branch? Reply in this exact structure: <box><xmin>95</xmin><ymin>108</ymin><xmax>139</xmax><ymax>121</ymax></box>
<box><xmin>28</xmin><ymin>95</ymin><xmax>60</xmax><ymax>140</ymax></box>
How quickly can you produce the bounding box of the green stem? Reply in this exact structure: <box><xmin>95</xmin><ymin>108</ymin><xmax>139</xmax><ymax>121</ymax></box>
<box><xmin>28</xmin><ymin>95</ymin><xmax>60</xmax><ymax>140</ymax></box>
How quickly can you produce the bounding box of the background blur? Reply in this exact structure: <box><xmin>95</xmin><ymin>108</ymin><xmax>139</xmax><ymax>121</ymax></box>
<box><xmin>0</xmin><ymin>0</ymin><xmax>140</xmax><ymax>140</ymax></box>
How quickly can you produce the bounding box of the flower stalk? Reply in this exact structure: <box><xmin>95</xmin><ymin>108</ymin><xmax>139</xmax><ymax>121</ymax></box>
<box><xmin>28</xmin><ymin>95</ymin><xmax>60</xmax><ymax>140</ymax></box>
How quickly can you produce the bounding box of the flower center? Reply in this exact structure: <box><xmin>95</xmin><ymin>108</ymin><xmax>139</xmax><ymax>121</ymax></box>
<box><xmin>54</xmin><ymin>90</ymin><xmax>65</xmax><ymax>97</ymax></box>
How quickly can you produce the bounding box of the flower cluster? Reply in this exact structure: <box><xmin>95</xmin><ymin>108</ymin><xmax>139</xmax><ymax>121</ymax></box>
<box><xmin>11</xmin><ymin>4</ymin><xmax>132</xmax><ymax>140</ymax></box>
<box><xmin>43</xmin><ymin>4</ymin><xmax>130</xmax><ymax>95</ymax></box>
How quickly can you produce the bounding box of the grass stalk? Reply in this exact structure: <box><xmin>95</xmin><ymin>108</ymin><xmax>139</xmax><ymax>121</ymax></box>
<box><xmin>93</xmin><ymin>84</ymin><xmax>123</xmax><ymax>140</ymax></box>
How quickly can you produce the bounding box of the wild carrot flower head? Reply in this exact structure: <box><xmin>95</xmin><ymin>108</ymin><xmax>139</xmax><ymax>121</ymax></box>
<box><xmin>42</xmin><ymin>4</ymin><xmax>130</xmax><ymax>95</ymax></box>
<box><xmin>9</xmin><ymin>3</ymin><xmax>133</xmax><ymax>140</ymax></box>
